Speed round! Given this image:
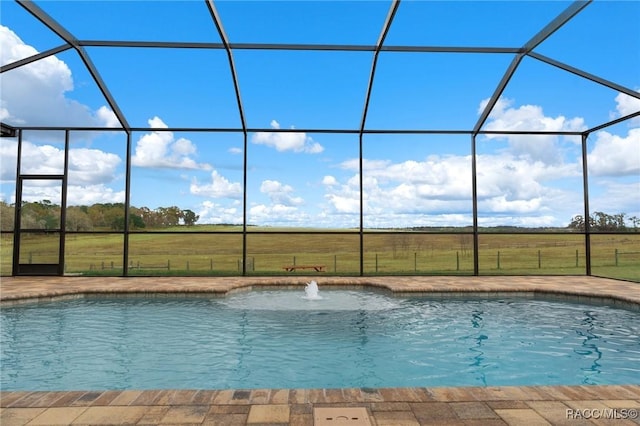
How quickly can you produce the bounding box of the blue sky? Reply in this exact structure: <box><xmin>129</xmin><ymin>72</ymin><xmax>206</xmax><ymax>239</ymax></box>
<box><xmin>1</xmin><ymin>0</ymin><xmax>639</xmax><ymax>228</ymax></box>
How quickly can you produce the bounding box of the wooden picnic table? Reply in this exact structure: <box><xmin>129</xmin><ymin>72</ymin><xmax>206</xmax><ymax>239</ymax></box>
<box><xmin>282</xmin><ymin>265</ymin><xmax>326</xmax><ymax>272</ymax></box>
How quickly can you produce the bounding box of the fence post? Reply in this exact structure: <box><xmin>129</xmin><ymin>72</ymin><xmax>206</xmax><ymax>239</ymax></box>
<box><xmin>210</xmin><ymin>258</ymin><xmax>213</xmax><ymax>270</ymax></box>
<box><xmin>456</xmin><ymin>251</ymin><xmax>460</xmax><ymax>271</ymax></box>
<box><xmin>167</xmin><ymin>259</ymin><xmax>170</xmax><ymax>271</ymax></box>
<box><xmin>293</xmin><ymin>256</ymin><xmax>296</xmax><ymax>266</ymax></box>
<box><xmin>538</xmin><ymin>250</ymin><xmax>541</xmax><ymax>269</ymax></box>
<box><xmin>111</xmin><ymin>261</ymin><xmax>114</xmax><ymax>269</ymax></box>
<box><xmin>575</xmin><ymin>250</ymin><xmax>579</xmax><ymax>267</ymax></box>
<box><xmin>414</xmin><ymin>252</ymin><xmax>417</xmax><ymax>272</ymax></box>
<box><xmin>375</xmin><ymin>253</ymin><xmax>378</xmax><ymax>273</ymax></box>
<box><xmin>497</xmin><ymin>251</ymin><xmax>501</xmax><ymax>270</ymax></box>
<box><xmin>186</xmin><ymin>261</ymin><xmax>189</xmax><ymax>271</ymax></box>
<box><xmin>101</xmin><ymin>261</ymin><xmax>104</xmax><ymax>270</ymax></box>
<box><xmin>615</xmin><ymin>248</ymin><xmax>618</xmax><ymax>266</ymax></box>
<box><xmin>334</xmin><ymin>255</ymin><xmax>337</xmax><ymax>273</ymax></box>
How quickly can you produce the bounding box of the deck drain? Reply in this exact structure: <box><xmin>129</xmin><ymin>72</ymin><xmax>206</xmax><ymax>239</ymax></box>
<box><xmin>313</xmin><ymin>407</ymin><xmax>371</xmax><ymax>426</ymax></box>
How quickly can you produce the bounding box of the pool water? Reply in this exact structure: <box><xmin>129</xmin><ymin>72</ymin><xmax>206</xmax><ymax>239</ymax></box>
<box><xmin>1</xmin><ymin>290</ymin><xmax>639</xmax><ymax>390</ymax></box>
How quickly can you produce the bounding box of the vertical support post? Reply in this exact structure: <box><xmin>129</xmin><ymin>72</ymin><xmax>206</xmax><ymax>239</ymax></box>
<box><xmin>123</xmin><ymin>131</ymin><xmax>132</xmax><ymax>277</ymax></box>
<box><xmin>359</xmin><ymin>133</ymin><xmax>364</xmax><ymax>276</ymax></box>
<box><xmin>242</xmin><ymin>132</ymin><xmax>248</xmax><ymax>276</ymax></box>
<box><xmin>471</xmin><ymin>134</ymin><xmax>480</xmax><ymax>275</ymax></box>
<box><xmin>497</xmin><ymin>251</ymin><xmax>501</xmax><ymax>270</ymax></box>
<box><xmin>12</xmin><ymin>129</ymin><xmax>23</xmax><ymax>276</ymax></box>
<box><xmin>581</xmin><ymin>133</ymin><xmax>592</xmax><ymax>275</ymax></box>
<box><xmin>615</xmin><ymin>249</ymin><xmax>618</xmax><ymax>266</ymax></box>
<box><xmin>59</xmin><ymin>129</ymin><xmax>69</xmax><ymax>276</ymax></box>
<box><xmin>457</xmin><ymin>251</ymin><xmax>460</xmax><ymax>271</ymax></box>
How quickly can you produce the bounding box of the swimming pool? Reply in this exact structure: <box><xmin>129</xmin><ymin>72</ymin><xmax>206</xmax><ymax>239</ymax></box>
<box><xmin>1</xmin><ymin>288</ymin><xmax>639</xmax><ymax>390</ymax></box>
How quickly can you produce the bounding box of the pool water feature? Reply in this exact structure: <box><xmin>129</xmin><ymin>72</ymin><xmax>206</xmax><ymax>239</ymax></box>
<box><xmin>1</xmin><ymin>288</ymin><xmax>639</xmax><ymax>391</ymax></box>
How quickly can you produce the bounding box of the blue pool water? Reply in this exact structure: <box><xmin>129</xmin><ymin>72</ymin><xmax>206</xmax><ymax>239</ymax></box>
<box><xmin>1</xmin><ymin>290</ymin><xmax>639</xmax><ymax>390</ymax></box>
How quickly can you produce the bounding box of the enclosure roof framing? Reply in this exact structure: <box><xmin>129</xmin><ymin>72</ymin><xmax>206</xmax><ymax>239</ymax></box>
<box><xmin>15</xmin><ymin>0</ymin><xmax>130</xmax><ymax>131</ymax></box>
<box><xmin>473</xmin><ymin>0</ymin><xmax>592</xmax><ymax>134</ymax></box>
<box><xmin>1</xmin><ymin>0</ymin><xmax>638</xmax><ymax>134</ymax></box>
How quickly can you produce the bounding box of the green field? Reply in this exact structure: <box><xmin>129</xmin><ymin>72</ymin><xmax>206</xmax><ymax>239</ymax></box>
<box><xmin>1</xmin><ymin>227</ymin><xmax>639</xmax><ymax>281</ymax></box>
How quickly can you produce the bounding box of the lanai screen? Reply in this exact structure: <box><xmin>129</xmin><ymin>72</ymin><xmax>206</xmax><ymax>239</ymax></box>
<box><xmin>1</xmin><ymin>0</ymin><xmax>638</xmax><ymax>279</ymax></box>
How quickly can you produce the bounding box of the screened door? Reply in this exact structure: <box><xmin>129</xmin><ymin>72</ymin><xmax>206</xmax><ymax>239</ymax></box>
<box><xmin>13</xmin><ymin>176</ymin><xmax>65</xmax><ymax>275</ymax></box>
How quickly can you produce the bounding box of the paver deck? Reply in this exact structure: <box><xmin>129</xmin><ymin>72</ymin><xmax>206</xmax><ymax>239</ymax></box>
<box><xmin>1</xmin><ymin>275</ymin><xmax>639</xmax><ymax>425</ymax></box>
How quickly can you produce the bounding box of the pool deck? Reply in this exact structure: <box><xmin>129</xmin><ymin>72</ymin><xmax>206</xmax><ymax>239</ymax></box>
<box><xmin>1</xmin><ymin>275</ymin><xmax>639</xmax><ymax>425</ymax></box>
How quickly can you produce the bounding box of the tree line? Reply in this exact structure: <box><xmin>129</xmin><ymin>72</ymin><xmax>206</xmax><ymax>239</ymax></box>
<box><xmin>0</xmin><ymin>201</ymin><xmax>199</xmax><ymax>232</ymax></box>
<box><xmin>568</xmin><ymin>212</ymin><xmax>640</xmax><ymax>232</ymax></box>
<box><xmin>1</xmin><ymin>200</ymin><xmax>638</xmax><ymax>233</ymax></box>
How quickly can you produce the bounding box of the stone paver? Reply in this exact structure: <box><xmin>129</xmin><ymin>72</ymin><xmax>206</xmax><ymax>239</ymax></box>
<box><xmin>25</xmin><ymin>407</ymin><xmax>87</xmax><ymax>425</ymax></box>
<box><xmin>1</xmin><ymin>275</ymin><xmax>638</xmax><ymax>425</ymax></box>
<box><xmin>494</xmin><ymin>408</ymin><xmax>552</xmax><ymax>425</ymax></box>
<box><xmin>247</xmin><ymin>404</ymin><xmax>290</xmax><ymax>423</ymax></box>
<box><xmin>70</xmin><ymin>405</ymin><xmax>149</xmax><ymax>424</ymax></box>
<box><xmin>0</xmin><ymin>408</ymin><xmax>46</xmax><ymax>426</ymax></box>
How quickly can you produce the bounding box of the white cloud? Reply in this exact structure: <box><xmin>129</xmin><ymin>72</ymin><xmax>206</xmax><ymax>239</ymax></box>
<box><xmin>322</xmin><ymin>175</ymin><xmax>338</xmax><ymax>186</ymax></box>
<box><xmin>251</xmin><ymin>120</ymin><xmax>324</xmax><ymax>153</ymax></box>
<box><xmin>228</xmin><ymin>147</ymin><xmax>243</xmax><ymax>155</ymax></box>
<box><xmin>132</xmin><ymin>117</ymin><xmax>211</xmax><ymax>170</ymax></box>
<box><xmin>196</xmin><ymin>200</ymin><xmax>242</xmax><ymax>224</ymax></box>
<box><xmin>0</xmin><ymin>139</ymin><xmax>121</xmax><ymax>185</ymax></box>
<box><xmin>588</xmin><ymin>128</ymin><xmax>640</xmax><ymax>176</ymax></box>
<box><xmin>67</xmin><ymin>185</ymin><xmax>125</xmax><ymax>205</ymax></box>
<box><xmin>1</xmin><ymin>138</ymin><xmax>124</xmax><ymax>205</ymax></box>
<box><xmin>589</xmin><ymin>179</ymin><xmax>640</xmax><ymax>219</ymax></box>
<box><xmin>611</xmin><ymin>91</ymin><xmax>640</xmax><ymax>125</ymax></box>
<box><xmin>18</xmin><ymin>182</ymin><xmax>124</xmax><ymax>205</ymax></box>
<box><xmin>96</xmin><ymin>106</ymin><xmax>120</xmax><ymax>128</ymax></box>
<box><xmin>324</xmin><ymin>155</ymin><xmax>475</xmax><ymax>223</ymax></box>
<box><xmin>0</xmin><ymin>25</ymin><xmax>119</xmax><ymax>128</ymax></box>
<box><xmin>248</xmin><ymin>203</ymin><xmax>309</xmax><ymax>226</ymax></box>
<box><xmin>190</xmin><ymin>169</ymin><xmax>242</xmax><ymax>199</ymax></box>
<box><xmin>260</xmin><ymin>180</ymin><xmax>304</xmax><ymax>206</ymax></box>
<box><xmin>481</xmin><ymin>97</ymin><xmax>586</xmax><ymax>164</ymax></box>
<box><xmin>321</xmin><ymin>126</ymin><xmax>587</xmax><ymax>227</ymax></box>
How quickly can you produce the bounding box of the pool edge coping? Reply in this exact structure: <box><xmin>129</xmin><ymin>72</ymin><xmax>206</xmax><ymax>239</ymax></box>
<box><xmin>1</xmin><ymin>276</ymin><xmax>639</xmax><ymax>311</ymax></box>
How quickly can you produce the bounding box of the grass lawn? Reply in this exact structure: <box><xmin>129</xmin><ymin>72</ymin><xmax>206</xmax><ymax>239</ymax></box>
<box><xmin>1</xmin><ymin>228</ymin><xmax>638</xmax><ymax>282</ymax></box>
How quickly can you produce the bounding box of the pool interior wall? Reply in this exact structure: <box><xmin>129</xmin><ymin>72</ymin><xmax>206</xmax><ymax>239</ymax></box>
<box><xmin>3</xmin><ymin>288</ymin><xmax>639</xmax><ymax>391</ymax></box>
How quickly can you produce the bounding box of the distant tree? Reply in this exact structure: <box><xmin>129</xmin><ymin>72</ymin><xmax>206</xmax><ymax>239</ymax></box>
<box><xmin>0</xmin><ymin>201</ymin><xmax>14</xmax><ymax>231</ymax></box>
<box><xmin>130</xmin><ymin>214</ymin><xmax>145</xmax><ymax>229</ymax></box>
<box><xmin>155</xmin><ymin>206</ymin><xmax>183</xmax><ymax>227</ymax></box>
<box><xmin>65</xmin><ymin>207</ymin><xmax>93</xmax><ymax>231</ymax></box>
<box><xmin>111</xmin><ymin>214</ymin><xmax>146</xmax><ymax>231</ymax></box>
<box><xmin>182</xmin><ymin>209</ymin><xmax>199</xmax><ymax>226</ymax></box>
<box><xmin>569</xmin><ymin>212</ymin><xmax>632</xmax><ymax>231</ymax></box>
<box><xmin>20</xmin><ymin>200</ymin><xmax>60</xmax><ymax>230</ymax></box>
<box><xmin>568</xmin><ymin>215</ymin><xmax>586</xmax><ymax>231</ymax></box>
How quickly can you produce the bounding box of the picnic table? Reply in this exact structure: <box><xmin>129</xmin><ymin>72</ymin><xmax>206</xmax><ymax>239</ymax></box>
<box><xmin>282</xmin><ymin>265</ymin><xmax>326</xmax><ymax>272</ymax></box>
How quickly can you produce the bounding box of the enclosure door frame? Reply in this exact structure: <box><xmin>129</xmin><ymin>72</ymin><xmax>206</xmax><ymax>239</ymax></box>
<box><xmin>12</xmin><ymin>175</ymin><xmax>66</xmax><ymax>276</ymax></box>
